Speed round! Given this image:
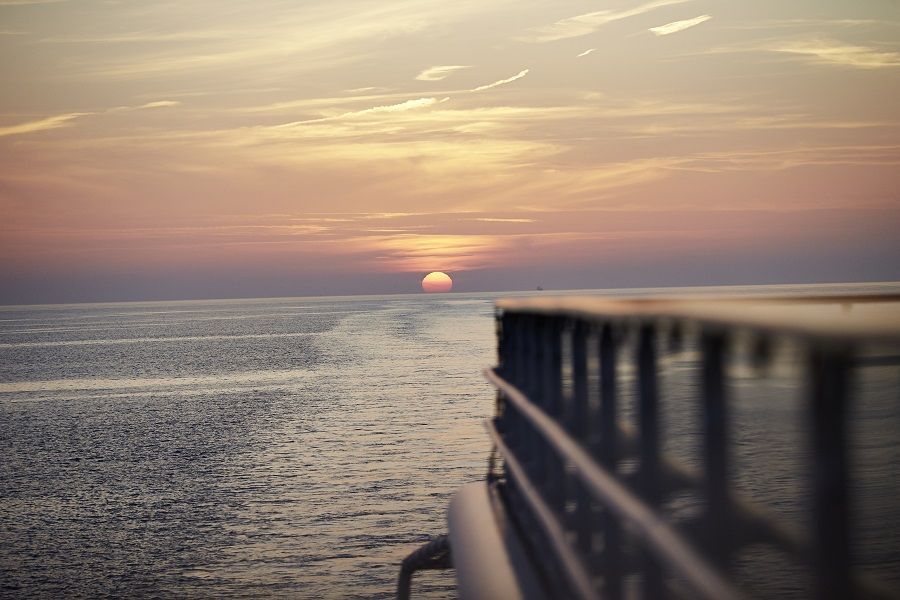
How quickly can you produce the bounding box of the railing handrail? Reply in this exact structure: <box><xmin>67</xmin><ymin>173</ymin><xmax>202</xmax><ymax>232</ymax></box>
<box><xmin>495</xmin><ymin>295</ymin><xmax>900</xmax><ymax>343</ymax></box>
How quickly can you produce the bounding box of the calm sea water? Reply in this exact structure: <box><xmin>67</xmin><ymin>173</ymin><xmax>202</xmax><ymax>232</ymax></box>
<box><xmin>1</xmin><ymin>283</ymin><xmax>898</xmax><ymax>598</ymax></box>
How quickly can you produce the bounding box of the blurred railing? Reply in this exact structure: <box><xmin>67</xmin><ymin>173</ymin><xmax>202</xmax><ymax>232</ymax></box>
<box><xmin>486</xmin><ymin>295</ymin><xmax>900</xmax><ymax>600</ymax></box>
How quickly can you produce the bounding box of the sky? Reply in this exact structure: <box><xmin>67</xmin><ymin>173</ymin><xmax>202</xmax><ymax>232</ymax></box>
<box><xmin>1</xmin><ymin>0</ymin><xmax>899</xmax><ymax>303</ymax></box>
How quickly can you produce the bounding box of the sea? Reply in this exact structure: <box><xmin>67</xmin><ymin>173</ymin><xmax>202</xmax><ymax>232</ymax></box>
<box><xmin>1</xmin><ymin>283</ymin><xmax>898</xmax><ymax>598</ymax></box>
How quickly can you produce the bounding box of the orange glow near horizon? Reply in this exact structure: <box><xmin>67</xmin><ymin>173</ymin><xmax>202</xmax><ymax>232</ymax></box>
<box><xmin>421</xmin><ymin>272</ymin><xmax>453</xmax><ymax>293</ymax></box>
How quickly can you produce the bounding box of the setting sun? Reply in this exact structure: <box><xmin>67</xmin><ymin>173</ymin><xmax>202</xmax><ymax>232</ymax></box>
<box><xmin>421</xmin><ymin>272</ymin><xmax>453</xmax><ymax>293</ymax></box>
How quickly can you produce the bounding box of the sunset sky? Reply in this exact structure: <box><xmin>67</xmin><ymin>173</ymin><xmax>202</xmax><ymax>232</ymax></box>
<box><xmin>1</xmin><ymin>0</ymin><xmax>899</xmax><ymax>303</ymax></box>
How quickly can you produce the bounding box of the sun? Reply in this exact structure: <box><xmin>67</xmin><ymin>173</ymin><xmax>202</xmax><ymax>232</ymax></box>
<box><xmin>421</xmin><ymin>271</ymin><xmax>453</xmax><ymax>293</ymax></box>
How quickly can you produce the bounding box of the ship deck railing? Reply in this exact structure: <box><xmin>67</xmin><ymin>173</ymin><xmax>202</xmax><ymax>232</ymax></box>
<box><xmin>481</xmin><ymin>294</ymin><xmax>900</xmax><ymax>600</ymax></box>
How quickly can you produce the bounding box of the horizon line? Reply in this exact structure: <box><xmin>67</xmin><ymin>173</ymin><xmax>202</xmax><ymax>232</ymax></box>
<box><xmin>2</xmin><ymin>280</ymin><xmax>899</xmax><ymax>309</ymax></box>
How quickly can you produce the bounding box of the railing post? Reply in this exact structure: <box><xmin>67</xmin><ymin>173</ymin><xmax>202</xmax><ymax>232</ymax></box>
<box><xmin>514</xmin><ymin>313</ymin><xmax>526</xmax><ymax>390</ymax></box>
<box><xmin>496</xmin><ymin>311</ymin><xmax>512</xmax><ymax>446</ymax></box>
<box><xmin>527</xmin><ymin>314</ymin><xmax>541</xmax><ymax>401</ymax></box>
<box><xmin>571</xmin><ymin>320</ymin><xmax>591</xmax><ymax>557</ymax></box>
<box><xmin>701</xmin><ymin>329</ymin><xmax>732</xmax><ymax>565</ymax></box>
<box><xmin>808</xmin><ymin>345</ymin><xmax>852</xmax><ymax>600</ymax></box>
<box><xmin>504</xmin><ymin>314</ymin><xmax>522</xmax><ymax>451</ymax></box>
<box><xmin>530</xmin><ymin>315</ymin><xmax>546</xmax><ymax>483</ymax></box>
<box><xmin>499</xmin><ymin>311</ymin><xmax>512</xmax><ymax>382</ymax></box>
<box><xmin>599</xmin><ymin>324</ymin><xmax>619</xmax><ymax>471</ymax></box>
<box><xmin>638</xmin><ymin>323</ymin><xmax>664</xmax><ymax>599</ymax></box>
<box><xmin>544</xmin><ymin>317</ymin><xmax>565</xmax><ymax>514</ymax></box>
<box><xmin>544</xmin><ymin>317</ymin><xmax>563</xmax><ymax>419</ymax></box>
<box><xmin>572</xmin><ymin>320</ymin><xmax>589</xmax><ymax>440</ymax></box>
<box><xmin>599</xmin><ymin>323</ymin><xmax>622</xmax><ymax>598</ymax></box>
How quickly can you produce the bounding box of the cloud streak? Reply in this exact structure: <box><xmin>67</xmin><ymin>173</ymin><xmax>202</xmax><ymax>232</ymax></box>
<box><xmin>285</xmin><ymin>96</ymin><xmax>450</xmax><ymax>125</ymax></box>
<box><xmin>649</xmin><ymin>14</ymin><xmax>711</xmax><ymax>36</ymax></box>
<box><xmin>0</xmin><ymin>112</ymin><xmax>87</xmax><ymax>138</ymax></box>
<box><xmin>359</xmin><ymin>233</ymin><xmax>509</xmax><ymax>271</ymax></box>
<box><xmin>577</xmin><ymin>48</ymin><xmax>595</xmax><ymax>57</ymax></box>
<box><xmin>697</xmin><ymin>38</ymin><xmax>900</xmax><ymax>69</ymax></box>
<box><xmin>467</xmin><ymin>217</ymin><xmax>536</xmax><ymax>223</ymax></box>
<box><xmin>108</xmin><ymin>100</ymin><xmax>181</xmax><ymax>113</ymax></box>
<box><xmin>770</xmin><ymin>39</ymin><xmax>900</xmax><ymax>68</ymax></box>
<box><xmin>350</xmin><ymin>97</ymin><xmax>448</xmax><ymax>115</ymax></box>
<box><xmin>0</xmin><ymin>100</ymin><xmax>181</xmax><ymax>138</ymax></box>
<box><xmin>471</xmin><ymin>69</ymin><xmax>529</xmax><ymax>92</ymax></box>
<box><xmin>0</xmin><ymin>0</ymin><xmax>65</xmax><ymax>4</ymax></box>
<box><xmin>523</xmin><ymin>0</ymin><xmax>691</xmax><ymax>42</ymax></box>
<box><xmin>416</xmin><ymin>65</ymin><xmax>470</xmax><ymax>81</ymax></box>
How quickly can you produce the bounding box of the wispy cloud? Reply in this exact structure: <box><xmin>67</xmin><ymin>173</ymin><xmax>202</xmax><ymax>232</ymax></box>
<box><xmin>770</xmin><ymin>39</ymin><xmax>900</xmax><ymax>68</ymax></box>
<box><xmin>0</xmin><ymin>100</ymin><xmax>181</xmax><ymax>138</ymax></box>
<box><xmin>649</xmin><ymin>14</ymin><xmax>711</xmax><ymax>36</ymax></box>
<box><xmin>0</xmin><ymin>112</ymin><xmax>87</xmax><ymax>138</ymax></box>
<box><xmin>38</xmin><ymin>31</ymin><xmax>236</xmax><ymax>44</ymax></box>
<box><xmin>359</xmin><ymin>233</ymin><xmax>509</xmax><ymax>271</ymax></box>
<box><xmin>466</xmin><ymin>217</ymin><xmax>536</xmax><ymax>223</ymax></box>
<box><xmin>53</xmin><ymin>2</ymin><xmax>522</xmax><ymax>83</ymax></box>
<box><xmin>672</xmin><ymin>144</ymin><xmax>900</xmax><ymax>172</ymax></box>
<box><xmin>337</xmin><ymin>96</ymin><xmax>449</xmax><ymax>117</ymax></box>
<box><xmin>522</xmin><ymin>0</ymin><xmax>691</xmax><ymax>43</ymax></box>
<box><xmin>471</xmin><ymin>69</ymin><xmax>529</xmax><ymax>92</ymax></box>
<box><xmin>721</xmin><ymin>18</ymin><xmax>893</xmax><ymax>31</ymax></box>
<box><xmin>627</xmin><ymin>115</ymin><xmax>897</xmax><ymax>136</ymax></box>
<box><xmin>416</xmin><ymin>65</ymin><xmax>470</xmax><ymax>81</ymax></box>
<box><xmin>691</xmin><ymin>37</ymin><xmax>900</xmax><ymax>69</ymax></box>
<box><xmin>235</xmin><ymin>91</ymin><xmax>421</xmax><ymax>114</ymax></box>
<box><xmin>283</xmin><ymin>96</ymin><xmax>450</xmax><ymax>125</ymax></box>
<box><xmin>63</xmin><ymin>5</ymin><xmax>434</xmax><ymax>80</ymax></box>
<box><xmin>577</xmin><ymin>48</ymin><xmax>595</xmax><ymax>58</ymax></box>
<box><xmin>0</xmin><ymin>0</ymin><xmax>65</xmax><ymax>5</ymax></box>
<box><xmin>108</xmin><ymin>100</ymin><xmax>181</xmax><ymax>113</ymax></box>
